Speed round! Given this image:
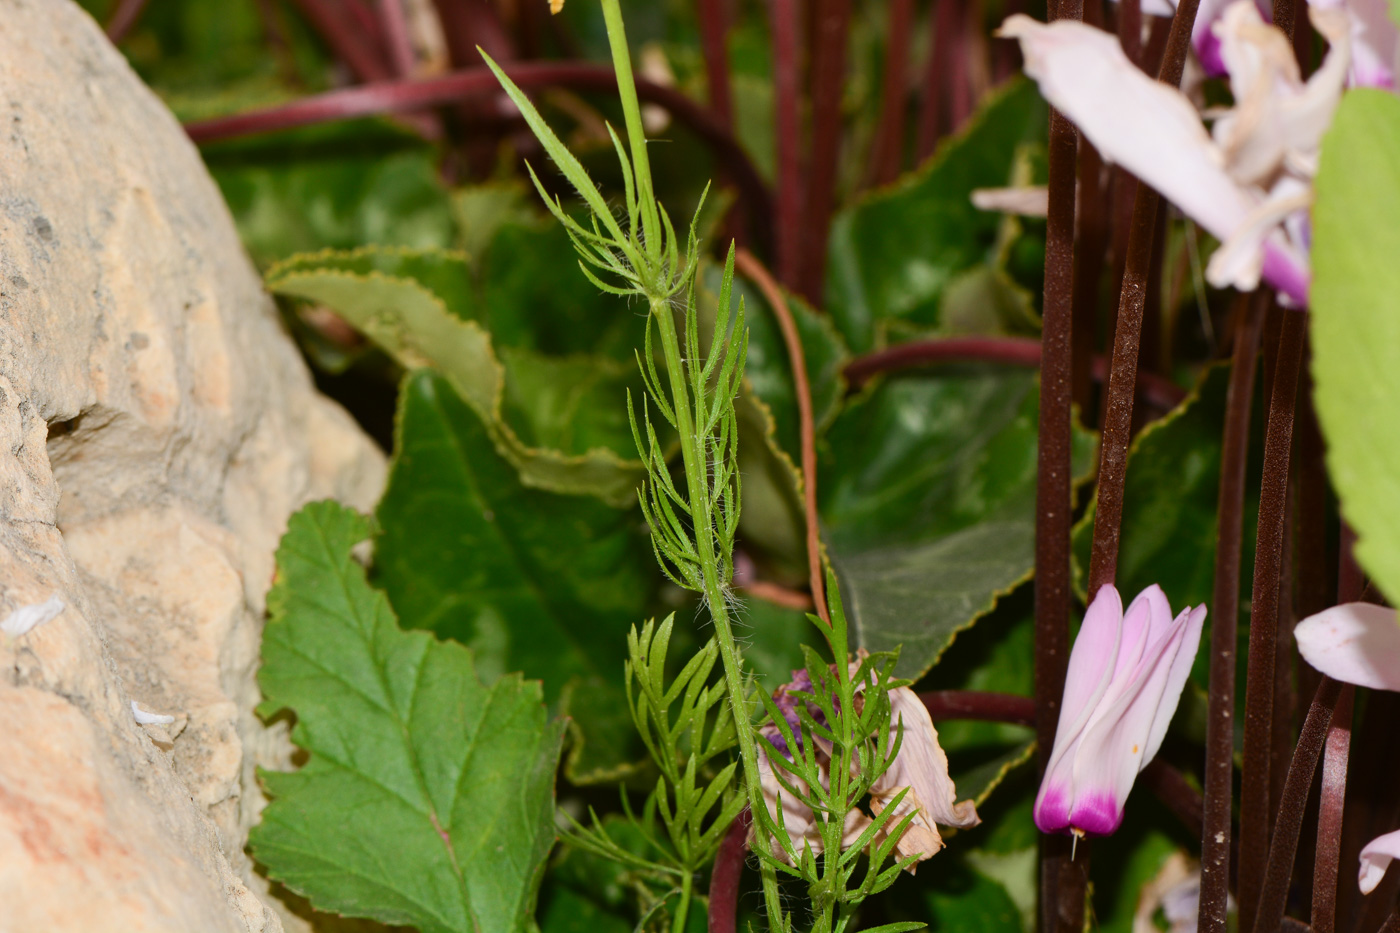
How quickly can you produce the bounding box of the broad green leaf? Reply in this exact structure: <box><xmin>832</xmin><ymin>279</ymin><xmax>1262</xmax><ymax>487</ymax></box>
<box><xmin>376</xmin><ymin>371</ymin><xmax>652</xmax><ymax>781</ymax></box>
<box><xmin>209</xmin><ymin>123</ymin><xmax>455</xmax><ymax>269</ymax></box>
<box><xmin>252</xmin><ymin>501</ymin><xmax>564</xmax><ymax>933</ymax></box>
<box><xmin>955</xmin><ymin>743</ymin><xmax>1036</xmax><ymax>809</ymax></box>
<box><xmin>267</xmin><ymin>247</ymin><xmax>644</xmax><ymax>504</ymax></box>
<box><xmin>1072</xmin><ymin>363</ymin><xmax>1262</xmax><ymax>694</ymax></box>
<box><xmin>1312</xmin><ymin>89</ymin><xmax>1400</xmax><ymax>606</ymax></box>
<box><xmin>451</xmin><ymin>183</ymin><xmax>535</xmax><ymax>266</ymax></box>
<box><xmin>820</xmin><ymin>369</ymin><xmax>1096</xmax><ymax>679</ymax></box>
<box><xmin>922</xmin><ymin>860</ymin><xmax>1026</xmax><ymax>933</ymax></box>
<box><xmin>824</xmin><ymin>80</ymin><xmax>1048</xmax><ymax>352</ymax></box>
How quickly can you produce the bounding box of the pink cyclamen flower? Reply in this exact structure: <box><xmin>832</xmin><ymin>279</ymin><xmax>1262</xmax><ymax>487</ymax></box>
<box><xmin>1000</xmin><ymin>3</ymin><xmax>1355</xmax><ymax>306</ymax></box>
<box><xmin>1295</xmin><ymin>601</ymin><xmax>1400</xmax><ymax>893</ymax></box>
<box><xmin>1035</xmin><ymin>585</ymin><xmax>1206</xmax><ymax>838</ymax></box>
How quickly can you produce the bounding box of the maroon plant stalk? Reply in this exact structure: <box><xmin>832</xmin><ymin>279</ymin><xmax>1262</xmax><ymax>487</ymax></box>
<box><xmin>1086</xmin><ymin>0</ymin><xmax>1206</xmax><ymax>597</ymax></box>
<box><xmin>949</xmin><ymin>0</ymin><xmax>974</xmax><ymax>133</ymax></box>
<box><xmin>917</xmin><ymin>0</ymin><xmax>958</xmax><ymax>158</ymax></box>
<box><xmin>184</xmin><ymin>63</ymin><xmax>775</xmax><ymax>252</ymax></box>
<box><xmin>708</xmin><ymin>807</ymin><xmax>750</xmax><ymax>933</ymax></box>
<box><xmin>1199</xmin><ymin>290</ymin><xmax>1267</xmax><ymax>933</ymax></box>
<box><xmin>842</xmin><ymin>336</ymin><xmax>1187</xmax><ymax>411</ymax></box>
<box><xmin>1036</xmin><ymin>0</ymin><xmax>1083</xmax><ymax>924</ymax></box>
<box><xmin>289</xmin><ymin>0</ymin><xmax>395</xmax><ymax>83</ymax></box>
<box><xmin>1312</xmin><ymin>683</ymin><xmax>1354</xmax><ymax>933</ymax></box>
<box><xmin>697</xmin><ymin>0</ymin><xmax>734</xmax><ymax>127</ymax></box>
<box><xmin>1119</xmin><ymin>0</ymin><xmax>1144</xmax><ymax>64</ymax></box>
<box><xmin>768</xmin><ymin>0</ymin><xmax>804</xmax><ymax>288</ymax></box>
<box><xmin>1239</xmin><ymin>308</ymin><xmax>1307</xmax><ymax>933</ymax></box>
<box><xmin>735</xmin><ymin>250</ymin><xmax>828</xmax><ymax>623</ymax></box>
<box><xmin>433</xmin><ymin>0</ymin><xmax>513</xmax><ymax>65</ymax></box>
<box><xmin>1254</xmin><ymin>676</ymin><xmax>1345</xmax><ymax>933</ymax></box>
<box><xmin>796</xmin><ymin>0</ymin><xmax>852</xmax><ymax>303</ymax></box>
<box><xmin>866</xmin><ymin>0</ymin><xmax>915</xmax><ymax>188</ymax></box>
<box><xmin>378</xmin><ymin>0</ymin><xmax>418</xmax><ymax>77</ymax></box>
<box><xmin>104</xmin><ymin>0</ymin><xmax>150</xmax><ymax>43</ymax></box>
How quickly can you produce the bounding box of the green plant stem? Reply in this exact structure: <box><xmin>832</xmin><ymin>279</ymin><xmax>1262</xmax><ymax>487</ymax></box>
<box><xmin>649</xmin><ymin>295</ymin><xmax>783</xmax><ymax>928</ymax></box>
<box><xmin>672</xmin><ymin>872</ymin><xmax>693</xmax><ymax>933</ymax></box>
<box><xmin>600</xmin><ymin>0</ymin><xmax>661</xmax><ymax>257</ymax></box>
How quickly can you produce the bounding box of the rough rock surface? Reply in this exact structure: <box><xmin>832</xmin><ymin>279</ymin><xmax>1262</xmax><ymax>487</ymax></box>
<box><xmin>0</xmin><ymin>2</ymin><xmax>386</xmax><ymax>930</ymax></box>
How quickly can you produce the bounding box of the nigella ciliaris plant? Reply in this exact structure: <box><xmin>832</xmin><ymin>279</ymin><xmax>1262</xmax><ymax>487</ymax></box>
<box><xmin>486</xmin><ymin>4</ymin><xmax>977</xmax><ymax>931</ymax></box>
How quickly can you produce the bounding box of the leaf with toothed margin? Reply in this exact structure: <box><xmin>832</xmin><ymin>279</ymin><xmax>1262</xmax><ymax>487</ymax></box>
<box><xmin>375</xmin><ymin>371</ymin><xmax>653</xmax><ymax>784</ymax></box>
<box><xmin>265</xmin><ymin>246</ymin><xmax>646</xmax><ymax>505</ymax></box>
<box><xmin>251</xmin><ymin>501</ymin><xmax>565</xmax><ymax>933</ymax></box>
<box><xmin>819</xmin><ymin>368</ymin><xmax>1096</xmax><ymax>680</ymax></box>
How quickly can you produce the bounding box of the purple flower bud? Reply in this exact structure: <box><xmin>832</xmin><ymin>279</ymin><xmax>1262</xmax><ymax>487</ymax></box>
<box><xmin>1034</xmin><ymin>585</ymin><xmax>1206</xmax><ymax>838</ymax></box>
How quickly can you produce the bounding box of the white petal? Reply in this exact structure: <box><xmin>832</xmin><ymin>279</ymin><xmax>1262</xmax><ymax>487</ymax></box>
<box><xmin>971</xmin><ymin>186</ymin><xmax>1050</xmax><ymax>216</ymax></box>
<box><xmin>1206</xmin><ymin>183</ymin><xmax>1313</xmax><ymax>291</ymax></box>
<box><xmin>1360</xmin><ymin>828</ymin><xmax>1400</xmax><ymax>894</ymax></box>
<box><xmin>0</xmin><ymin>595</ymin><xmax>64</xmax><ymax>638</ymax></box>
<box><xmin>1310</xmin><ymin>0</ymin><xmax>1399</xmax><ymax>88</ymax></box>
<box><xmin>1295</xmin><ymin>602</ymin><xmax>1400</xmax><ymax>690</ymax></box>
<box><xmin>1000</xmin><ymin>15</ymin><xmax>1257</xmax><ymax>243</ymax></box>
<box><xmin>131</xmin><ymin>700</ymin><xmax>175</xmax><ymax>726</ymax></box>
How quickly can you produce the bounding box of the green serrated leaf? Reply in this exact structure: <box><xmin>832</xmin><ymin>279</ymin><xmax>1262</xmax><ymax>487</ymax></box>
<box><xmin>820</xmin><ymin>369</ymin><xmax>1096</xmax><ymax>679</ymax></box>
<box><xmin>1312</xmin><ymin>89</ymin><xmax>1400</xmax><ymax>606</ymax></box>
<box><xmin>266</xmin><ymin>247</ymin><xmax>644</xmax><ymax>504</ymax></box>
<box><xmin>376</xmin><ymin>371</ymin><xmax>653</xmax><ymax>782</ymax></box>
<box><xmin>824</xmin><ymin>80</ymin><xmax>1049</xmax><ymax>353</ymax></box>
<box><xmin>252</xmin><ymin>501</ymin><xmax>565</xmax><ymax>933</ymax></box>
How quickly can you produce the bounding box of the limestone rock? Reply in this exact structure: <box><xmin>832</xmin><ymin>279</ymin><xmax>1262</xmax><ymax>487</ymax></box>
<box><xmin>0</xmin><ymin>1</ymin><xmax>386</xmax><ymax>929</ymax></box>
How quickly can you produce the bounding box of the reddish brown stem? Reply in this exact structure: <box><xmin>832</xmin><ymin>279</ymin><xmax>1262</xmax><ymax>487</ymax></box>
<box><xmin>105</xmin><ymin>0</ymin><xmax>150</xmax><ymax>42</ymax></box>
<box><xmin>922</xmin><ymin>691</ymin><xmax>1035</xmax><ymax>725</ymax></box>
<box><xmin>1312</xmin><ymin>684</ymin><xmax>1354</xmax><ymax>933</ymax></box>
<box><xmin>378</xmin><ymin>0</ymin><xmax>417</xmax><ymax>77</ymax></box>
<box><xmin>768</xmin><ymin>0</ymin><xmax>804</xmax><ymax>288</ymax></box>
<box><xmin>707</xmin><ymin>808</ymin><xmax>750</xmax><ymax>933</ymax></box>
<box><xmin>1199</xmin><ymin>290</ymin><xmax>1267</xmax><ymax>933</ymax></box>
<box><xmin>184</xmin><ymin>63</ymin><xmax>774</xmax><ymax>253</ymax></box>
<box><xmin>918</xmin><ymin>0</ymin><xmax>958</xmax><ymax>158</ymax></box>
<box><xmin>433</xmin><ymin>0</ymin><xmax>512</xmax><ymax>65</ymax></box>
<box><xmin>736</xmin><ymin>250</ymin><xmax>827</xmax><ymax>623</ymax></box>
<box><xmin>1087</xmin><ymin>0</ymin><xmax>1205</xmax><ymax>597</ymax></box>
<box><xmin>843</xmin><ymin>337</ymin><xmax>1187</xmax><ymax>411</ymax></box>
<box><xmin>697</xmin><ymin>0</ymin><xmax>734</xmax><ymax>127</ymax></box>
<box><xmin>867</xmin><ymin>0</ymin><xmax>915</xmax><ymax>188</ymax></box>
<box><xmin>1071</xmin><ymin>136</ymin><xmax>1108</xmax><ymax>420</ymax></box>
<box><xmin>1255</xmin><ymin>676</ymin><xmax>1345</xmax><ymax>933</ymax></box>
<box><xmin>1119</xmin><ymin>0</ymin><xmax>1143</xmax><ymax>63</ymax></box>
<box><xmin>289</xmin><ymin>0</ymin><xmax>395</xmax><ymax>82</ymax></box>
<box><xmin>797</xmin><ymin>0</ymin><xmax>853</xmax><ymax>303</ymax></box>
<box><xmin>1240</xmin><ymin>308</ymin><xmax>1307</xmax><ymax>933</ymax></box>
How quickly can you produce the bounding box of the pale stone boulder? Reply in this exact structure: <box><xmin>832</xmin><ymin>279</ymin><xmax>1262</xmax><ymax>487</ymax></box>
<box><xmin>0</xmin><ymin>1</ymin><xmax>387</xmax><ymax>930</ymax></box>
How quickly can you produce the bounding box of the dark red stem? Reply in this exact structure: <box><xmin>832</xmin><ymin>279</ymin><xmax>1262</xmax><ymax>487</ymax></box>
<box><xmin>289</xmin><ymin>0</ymin><xmax>394</xmax><ymax>82</ymax></box>
<box><xmin>378</xmin><ymin>0</ymin><xmax>417</xmax><ymax>77</ymax></box>
<box><xmin>1254</xmin><ymin>677</ymin><xmax>1345</xmax><ymax>933</ymax></box>
<box><xmin>104</xmin><ymin>0</ymin><xmax>150</xmax><ymax>42</ymax></box>
<box><xmin>867</xmin><ymin>0</ymin><xmax>915</xmax><ymax>188</ymax></box>
<box><xmin>918</xmin><ymin>0</ymin><xmax>958</xmax><ymax>158</ymax></box>
<box><xmin>707</xmin><ymin>808</ymin><xmax>750</xmax><ymax>933</ymax></box>
<box><xmin>768</xmin><ymin>0</ymin><xmax>804</xmax><ymax>288</ymax></box>
<box><xmin>184</xmin><ymin>63</ymin><xmax>774</xmax><ymax>253</ymax></box>
<box><xmin>922</xmin><ymin>690</ymin><xmax>1035</xmax><ymax>725</ymax></box>
<box><xmin>1312</xmin><ymin>684</ymin><xmax>1354</xmax><ymax>933</ymax></box>
<box><xmin>1240</xmin><ymin>308</ymin><xmax>1307</xmax><ymax>933</ymax></box>
<box><xmin>797</xmin><ymin>0</ymin><xmax>853</xmax><ymax>303</ymax></box>
<box><xmin>1071</xmin><ymin>135</ymin><xmax>1108</xmax><ymax>421</ymax></box>
<box><xmin>843</xmin><ymin>337</ymin><xmax>1187</xmax><ymax>411</ymax></box>
<box><xmin>697</xmin><ymin>0</ymin><xmax>734</xmax><ymax>127</ymax></box>
<box><xmin>1199</xmin><ymin>291</ymin><xmax>1267</xmax><ymax>933</ymax></box>
<box><xmin>1087</xmin><ymin>0</ymin><xmax>1204</xmax><ymax>597</ymax></box>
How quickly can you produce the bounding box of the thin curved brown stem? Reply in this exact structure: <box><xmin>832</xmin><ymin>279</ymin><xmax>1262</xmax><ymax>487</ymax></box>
<box><xmin>735</xmin><ymin>249</ymin><xmax>827</xmax><ymax>623</ymax></box>
<box><xmin>1312</xmin><ymin>684</ymin><xmax>1354</xmax><ymax>933</ymax></box>
<box><xmin>1240</xmin><ymin>308</ymin><xmax>1307</xmax><ymax>933</ymax></box>
<box><xmin>1200</xmin><ymin>290</ymin><xmax>1268</xmax><ymax>933</ymax></box>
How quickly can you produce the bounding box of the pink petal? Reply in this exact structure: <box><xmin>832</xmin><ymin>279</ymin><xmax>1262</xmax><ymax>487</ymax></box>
<box><xmin>999</xmin><ymin>15</ymin><xmax>1257</xmax><ymax>243</ymax></box>
<box><xmin>1143</xmin><ymin>604</ymin><xmax>1207</xmax><ymax>765</ymax></box>
<box><xmin>1360</xmin><ymin>828</ymin><xmax>1400</xmax><ymax>894</ymax></box>
<box><xmin>1295</xmin><ymin>602</ymin><xmax>1400</xmax><ymax>691</ymax></box>
<box><xmin>1310</xmin><ymin>0</ymin><xmax>1399</xmax><ymax>88</ymax></box>
<box><xmin>1067</xmin><ymin>605</ymin><xmax>1199</xmax><ymax>836</ymax></box>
